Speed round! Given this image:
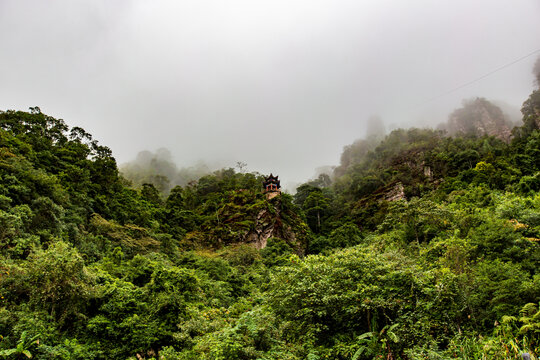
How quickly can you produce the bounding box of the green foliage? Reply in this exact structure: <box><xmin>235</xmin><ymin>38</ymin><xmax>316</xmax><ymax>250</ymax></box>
<box><xmin>1</xmin><ymin>102</ymin><xmax>540</xmax><ymax>359</ymax></box>
<box><xmin>2</xmin><ymin>241</ymin><xmax>92</xmax><ymax>327</ymax></box>
<box><xmin>0</xmin><ymin>331</ymin><xmax>37</xmax><ymax>359</ymax></box>
<box><xmin>260</xmin><ymin>237</ymin><xmax>293</xmax><ymax>266</ymax></box>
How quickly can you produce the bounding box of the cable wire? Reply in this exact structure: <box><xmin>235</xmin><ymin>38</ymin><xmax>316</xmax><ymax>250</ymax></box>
<box><xmin>424</xmin><ymin>48</ymin><xmax>540</xmax><ymax>103</ymax></box>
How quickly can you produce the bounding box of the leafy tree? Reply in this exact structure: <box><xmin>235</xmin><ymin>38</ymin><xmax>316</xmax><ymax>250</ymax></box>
<box><xmin>0</xmin><ymin>331</ymin><xmax>38</xmax><ymax>359</ymax></box>
<box><xmin>302</xmin><ymin>190</ymin><xmax>329</xmax><ymax>233</ymax></box>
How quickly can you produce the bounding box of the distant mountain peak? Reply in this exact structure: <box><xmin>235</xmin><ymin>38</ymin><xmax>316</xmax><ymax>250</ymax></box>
<box><xmin>443</xmin><ymin>97</ymin><xmax>513</xmax><ymax>142</ymax></box>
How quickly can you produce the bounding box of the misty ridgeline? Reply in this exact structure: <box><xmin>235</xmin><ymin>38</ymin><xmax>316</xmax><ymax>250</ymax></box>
<box><xmin>121</xmin><ymin>92</ymin><xmax>525</xmax><ymax>195</ymax></box>
<box><xmin>119</xmin><ymin>55</ymin><xmax>540</xmax><ymax>194</ymax></box>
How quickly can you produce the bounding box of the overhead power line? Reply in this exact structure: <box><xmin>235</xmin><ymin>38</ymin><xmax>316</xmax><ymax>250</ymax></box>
<box><xmin>424</xmin><ymin>48</ymin><xmax>540</xmax><ymax>103</ymax></box>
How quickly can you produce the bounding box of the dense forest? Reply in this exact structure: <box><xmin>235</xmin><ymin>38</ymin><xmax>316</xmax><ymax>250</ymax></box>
<box><xmin>0</xmin><ymin>80</ymin><xmax>539</xmax><ymax>359</ymax></box>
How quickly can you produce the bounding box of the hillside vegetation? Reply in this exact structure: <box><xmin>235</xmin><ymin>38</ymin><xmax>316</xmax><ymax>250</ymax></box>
<box><xmin>0</xmin><ymin>85</ymin><xmax>539</xmax><ymax>359</ymax></box>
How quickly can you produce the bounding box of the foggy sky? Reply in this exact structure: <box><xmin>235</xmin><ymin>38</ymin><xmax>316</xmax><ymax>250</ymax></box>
<box><xmin>1</xmin><ymin>0</ymin><xmax>539</xmax><ymax>187</ymax></box>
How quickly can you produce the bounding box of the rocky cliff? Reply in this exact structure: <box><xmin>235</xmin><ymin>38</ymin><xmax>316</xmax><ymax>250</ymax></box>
<box><xmin>442</xmin><ymin>98</ymin><xmax>513</xmax><ymax>142</ymax></box>
<box><xmin>189</xmin><ymin>191</ymin><xmax>309</xmax><ymax>254</ymax></box>
<box><xmin>243</xmin><ymin>197</ymin><xmax>309</xmax><ymax>254</ymax></box>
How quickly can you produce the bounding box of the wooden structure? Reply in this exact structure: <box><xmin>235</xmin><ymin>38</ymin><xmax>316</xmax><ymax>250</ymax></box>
<box><xmin>263</xmin><ymin>174</ymin><xmax>281</xmax><ymax>199</ymax></box>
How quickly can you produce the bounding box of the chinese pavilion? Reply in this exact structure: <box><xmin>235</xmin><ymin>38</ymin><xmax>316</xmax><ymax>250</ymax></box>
<box><xmin>263</xmin><ymin>174</ymin><xmax>281</xmax><ymax>199</ymax></box>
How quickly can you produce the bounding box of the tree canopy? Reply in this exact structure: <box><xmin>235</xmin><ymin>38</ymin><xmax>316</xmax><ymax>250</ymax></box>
<box><xmin>0</xmin><ymin>83</ymin><xmax>539</xmax><ymax>359</ymax></box>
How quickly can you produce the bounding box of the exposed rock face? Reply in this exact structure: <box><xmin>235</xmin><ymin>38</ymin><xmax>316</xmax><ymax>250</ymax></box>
<box><xmin>190</xmin><ymin>191</ymin><xmax>308</xmax><ymax>253</ymax></box>
<box><xmin>245</xmin><ymin>209</ymin><xmax>295</xmax><ymax>250</ymax></box>
<box><xmin>366</xmin><ymin>181</ymin><xmax>406</xmax><ymax>203</ymax></box>
<box><xmin>444</xmin><ymin>98</ymin><xmax>513</xmax><ymax>142</ymax></box>
<box><xmin>423</xmin><ymin>164</ymin><xmax>432</xmax><ymax>179</ymax></box>
<box><xmin>243</xmin><ymin>200</ymin><xmax>306</xmax><ymax>254</ymax></box>
<box><xmin>383</xmin><ymin>182</ymin><xmax>405</xmax><ymax>202</ymax></box>
<box><xmin>265</xmin><ymin>190</ymin><xmax>280</xmax><ymax>200</ymax></box>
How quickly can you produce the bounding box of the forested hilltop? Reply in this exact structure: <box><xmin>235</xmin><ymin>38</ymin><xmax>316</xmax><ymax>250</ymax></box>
<box><xmin>0</xmin><ymin>82</ymin><xmax>539</xmax><ymax>359</ymax></box>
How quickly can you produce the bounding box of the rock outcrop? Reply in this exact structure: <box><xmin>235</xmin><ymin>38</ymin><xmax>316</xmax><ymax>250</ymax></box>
<box><xmin>244</xmin><ymin>206</ymin><xmax>301</xmax><ymax>252</ymax></box>
<box><xmin>443</xmin><ymin>98</ymin><xmax>513</xmax><ymax>142</ymax></box>
<box><xmin>383</xmin><ymin>182</ymin><xmax>405</xmax><ymax>202</ymax></box>
<box><xmin>192</xmin><ymin>191</ymin><xmax>309</xmax><ymax>254</ymax></box>
<box><xmin>241</xmin><ymin>197</ymin><xmax>309</xmax><ymax>254</ymax></box>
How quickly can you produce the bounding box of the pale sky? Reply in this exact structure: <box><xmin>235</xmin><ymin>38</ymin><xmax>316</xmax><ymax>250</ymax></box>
<box><xmin>1</xmin><ymin>0</ymin><xmax>539</xmax><ymax>186</ymax></box>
